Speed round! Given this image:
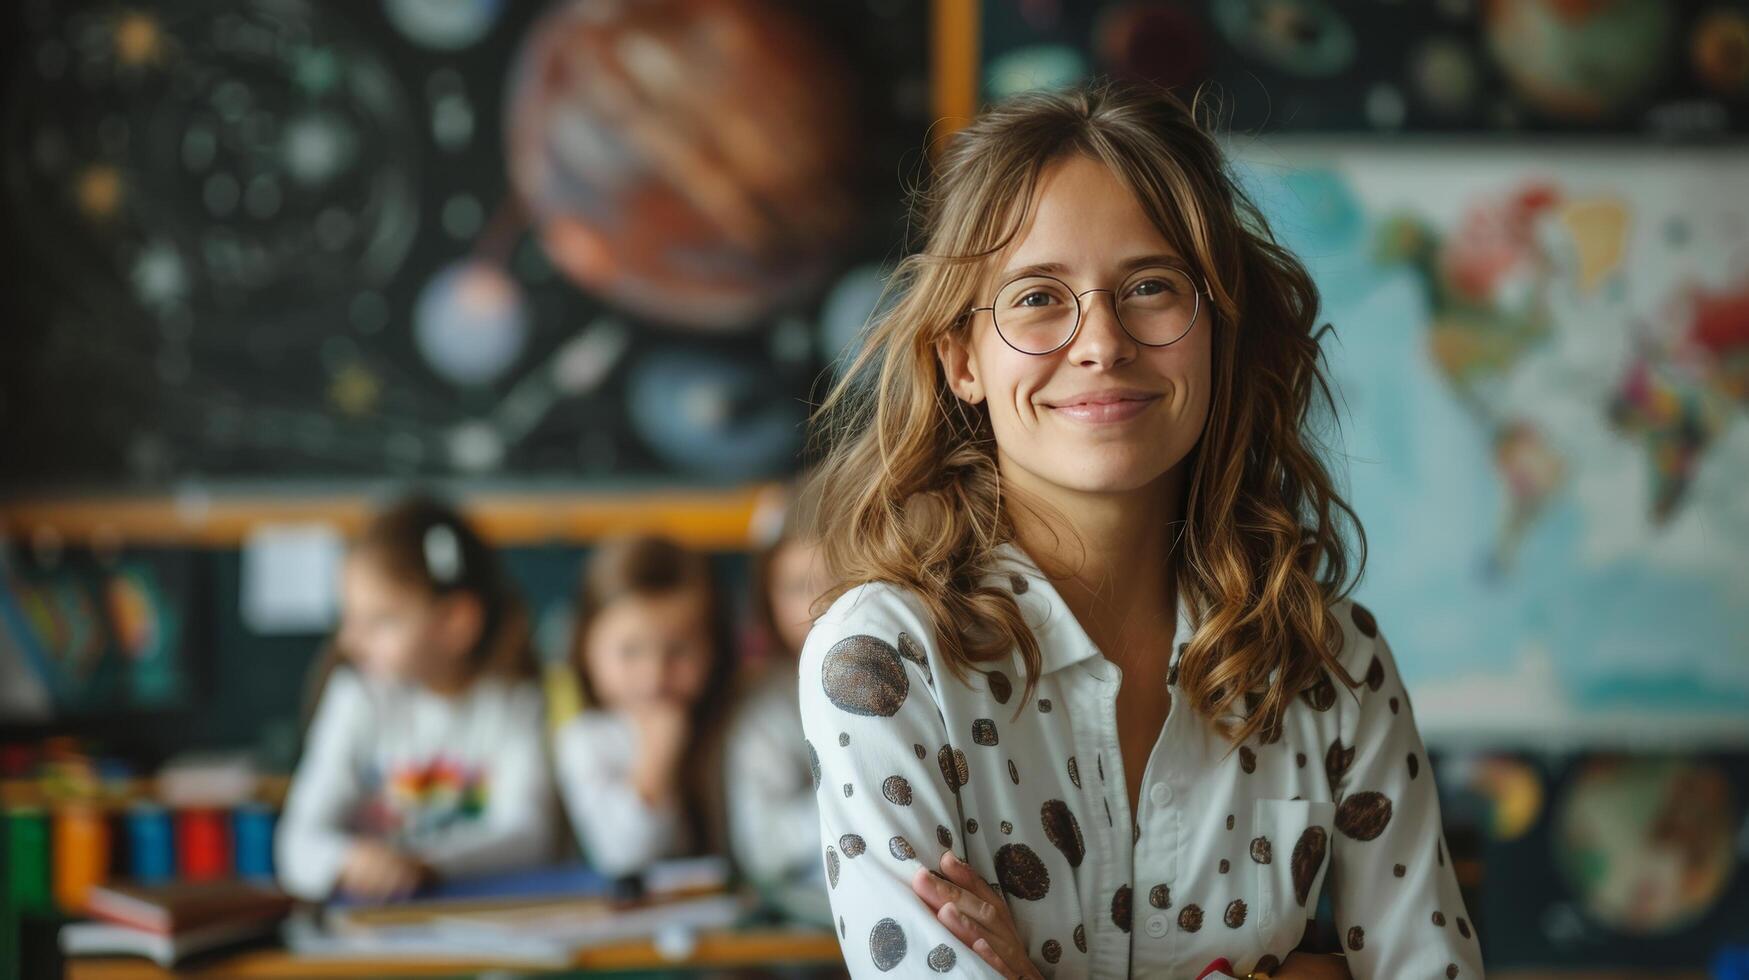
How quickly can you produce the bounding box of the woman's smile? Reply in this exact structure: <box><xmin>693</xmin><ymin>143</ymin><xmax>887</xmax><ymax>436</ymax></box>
<box><xmin>1040</xmin><ymin>387</ymin><xmax>1162</xmax><ymax>424</ymax></box>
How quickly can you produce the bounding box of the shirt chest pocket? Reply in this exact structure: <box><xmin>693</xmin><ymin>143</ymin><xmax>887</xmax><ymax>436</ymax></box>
<box><xmin>1249</xmin><ymin>798</ymin><xmax>1335</xmax><ymax>959</ymax></box>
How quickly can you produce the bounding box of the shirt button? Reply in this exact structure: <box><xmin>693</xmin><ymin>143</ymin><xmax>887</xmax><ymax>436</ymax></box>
<box><xmin>1149</xmin><ymin>782</ymin><xmax>1172</xmax><ymax>806</ymax></box>
<box><xmin>1145</xmin><ymin>913</ymin><xmax>1168</xmax><ymax>937</ymax></box>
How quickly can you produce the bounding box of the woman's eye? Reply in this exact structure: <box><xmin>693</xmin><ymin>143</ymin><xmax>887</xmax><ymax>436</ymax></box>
<box><xmin>1018</xmin><ymin>290</ymin><xmax>1054</xmax><ymax>307</ymax></box>
<box><xmin>1129</xmin><ymin>278</ymin><xmax>1174</xmax><ymax>296</ymax></box>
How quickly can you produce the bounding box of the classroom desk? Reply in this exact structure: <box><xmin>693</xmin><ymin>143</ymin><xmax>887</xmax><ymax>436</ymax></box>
<box><xmin>1492</xmin><ymin>974</ymin><xmax>1709</xmax><ymax>980</ymax></box>
<box><xmin>63</xmin><ymin>928</ymin><xmax>847</xmax><ymax>979</ymax></box>
<box><xmin>49</xmin><ymin>942</ymin><xmax>1728</xmax><ymax>980</ymax></box>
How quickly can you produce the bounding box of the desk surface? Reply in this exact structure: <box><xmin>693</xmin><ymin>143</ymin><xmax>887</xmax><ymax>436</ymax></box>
<box><xmin>61</xmin><ymin>952</ymin><xmax>1714</xmax><ymax>980</ymax></box>
<box><xmin>64</xmin><ymin>928</ymin><xmax>846</xmax><ymax>979</ymax></box>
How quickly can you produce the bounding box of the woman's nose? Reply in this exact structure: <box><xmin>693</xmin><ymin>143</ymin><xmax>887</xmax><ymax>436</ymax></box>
<box><xmin>1066</xmin><ymin>291</ymin><xmax>1136</xmax><ymax>368</ymax></box>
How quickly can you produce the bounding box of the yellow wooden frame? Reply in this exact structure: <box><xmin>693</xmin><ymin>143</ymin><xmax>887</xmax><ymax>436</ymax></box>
<box><xmin>932</xmin><ymin>0</ymin><xmax>979</xmax><ymax>156</ymax></box>
<box><xmin>0</xmin><ymin>486</ymin><xmax>778</xmax><ymax>548</ymax></box>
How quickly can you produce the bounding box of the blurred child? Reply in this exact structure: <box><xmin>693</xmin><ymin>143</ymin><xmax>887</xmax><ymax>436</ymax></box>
<box><xmin>555</xmin><ymin>534</ymin><xmax>735</xmax><ymax>877</ymax></box>
<box><xmin>276</xmin><ymin>495</ymin><xmax>556</xmax><ymax>902</ymax></box>
<box><xmin>724</xmin><ymin>480</ymin><xmax>833</xmax><ymax>919</ymax></box>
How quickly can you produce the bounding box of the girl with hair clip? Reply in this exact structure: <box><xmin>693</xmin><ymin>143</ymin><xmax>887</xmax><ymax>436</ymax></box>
<box><xmin>723</xmin><ymin>477</ymin><xmax>836</xmax><ymax>921</ymax></box>
<box><xmin>276</xmin><ymin>494</ymin><xmax>556</xmax><ymax>902</ymax></box>
<box><xmin>554</xmin><ymin>533</ymin><xmax>737</xmax><ymax>877</ymax></box>
<box><xmin>798</xmin><ymin>79</ymin><xmax>1483</xmax><ymax>978</ymax></box>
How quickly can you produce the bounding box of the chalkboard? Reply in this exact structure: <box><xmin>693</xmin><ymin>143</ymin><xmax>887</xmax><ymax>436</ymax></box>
<box><xmin>0</xmin><ymin>0</ymin><xmax>932</xmax><ymax>491</ymax></box>
<box><xmin>978</xmin><ymin>0</ymin><xmax>1749</xmax><ymax>137</ymax></box>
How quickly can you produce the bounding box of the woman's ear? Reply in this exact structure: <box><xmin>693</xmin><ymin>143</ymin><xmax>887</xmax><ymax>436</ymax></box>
<box><xmin>935</xmin><ymin>331</ymin><xmax>984</xmax><ymax>405</ymax></box>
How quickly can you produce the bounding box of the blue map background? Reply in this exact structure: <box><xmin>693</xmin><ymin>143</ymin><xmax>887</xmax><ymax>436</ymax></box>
<box><xmin>1234</xmin><ymin>144</ymin><xmax>1749</xmax><ymax>745</ymax></box>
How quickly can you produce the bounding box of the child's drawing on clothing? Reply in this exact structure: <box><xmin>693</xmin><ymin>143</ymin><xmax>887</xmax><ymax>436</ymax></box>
<box><xmin>356</xmin><ymin>757</ymin><xmax>489</xmax><ymax>842</ymax></box>
<box><xmin>275</xmin><ymin>667</ymin><xmax>555</xmax><ymax>900</ymax></box>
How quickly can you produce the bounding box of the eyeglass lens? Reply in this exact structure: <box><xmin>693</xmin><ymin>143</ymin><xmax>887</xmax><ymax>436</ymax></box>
<box><xmin>992</xmin><ymin>265</ymin><xmax>1201</xmax><ymax>354</ymax></box>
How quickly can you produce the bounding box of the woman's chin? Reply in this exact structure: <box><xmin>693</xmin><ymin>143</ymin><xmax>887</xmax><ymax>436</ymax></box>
<box><xmin>1041</xmin><ymin>458</ymin><xmax>1175</xmax><ymax>497</ymax></box>
<box><xmin>999</xmin><ymin>440</ymin><xmax>1183</xmax><ymax>499</ymax></box>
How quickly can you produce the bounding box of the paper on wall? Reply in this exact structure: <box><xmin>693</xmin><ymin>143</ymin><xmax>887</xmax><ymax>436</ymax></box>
<box><xmin>240</xmin><ymin>522</ymin><xmax>345</xmax><ymax>635</ymax></box>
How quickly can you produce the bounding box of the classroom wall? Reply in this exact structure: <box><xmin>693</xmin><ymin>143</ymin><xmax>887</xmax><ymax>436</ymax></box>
<box><xmin>1</xmin><ymin>543</ymin><xmax>753</xmax><ymax>766</ymax></box>
<box><xmin>4</xmin><ymin>0</ymin><xmax>1749</xmax><ymax>974</ymax></box>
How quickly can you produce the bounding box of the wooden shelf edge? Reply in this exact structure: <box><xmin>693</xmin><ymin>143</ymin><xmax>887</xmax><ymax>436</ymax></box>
<box><xmin>62</xmin><ymin>928</ymin><xmax>845</xmax><ymax>978</ymax></box>
<box><xmin>0</xmin><ymin>485</ymin><xmax>783</xmax><ymax>548</ymax></box>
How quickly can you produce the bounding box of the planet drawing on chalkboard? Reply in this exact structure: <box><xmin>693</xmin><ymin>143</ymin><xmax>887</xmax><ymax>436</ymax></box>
<box><xmin>2</xmin><ymin>0</ymin><xmax>910</xmax><ymax>485</ymax></box>
<box><xmin>414</xmin><ymin>259</ymin><xmax>530</xmax><ymax>387</ymax></box>
<box><xmin>502</xmin><ymin>0</ymin><xmax>863</xmax><ymax>331</ymax></box>
<box><xmin>382</xmin><ymin>0</ymin><xmax>504</xmax><ymax>50</ymax></box>
<box><xmin>6</xmin><ymin>0</ymin><xmax>421</xmax><ymax>318</ymax></box>
<box><xmin>625</xmin><ymin>348</ymin><xmax>805</xmax><ymax>480</ymax></box>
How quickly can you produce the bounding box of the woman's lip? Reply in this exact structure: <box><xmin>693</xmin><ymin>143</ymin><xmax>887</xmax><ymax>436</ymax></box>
<box><xmin>1046</xmin><ymin>394</ymin><xmax>1160</xmax><ymax>423</ymax></box>
<box><xmin>1045</xmin><ymin>389</ymin><xmax>1159</xmax><ymax>407</ymax></box>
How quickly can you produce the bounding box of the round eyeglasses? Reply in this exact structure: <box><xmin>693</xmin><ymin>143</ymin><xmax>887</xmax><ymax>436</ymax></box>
<box><xmin>967</xmin><ymin>265</ymin><xmax>1211</xmax><ymax>356</ymax></box>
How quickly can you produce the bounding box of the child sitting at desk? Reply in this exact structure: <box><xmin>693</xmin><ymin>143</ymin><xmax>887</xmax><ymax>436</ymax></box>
<box><xmin>724</xmin><ymin>481</ymin><xmax>835</xmax><ymax>920</ymax></box>
<box><xmin>276</xmin><ymin>495</ymin><xmax>556</xmax><ymax>902</ymax></box>
<box><xmin>553</xmin><ymin>533</ymin><xmax>735</xmax><ymax>877</ymax></box>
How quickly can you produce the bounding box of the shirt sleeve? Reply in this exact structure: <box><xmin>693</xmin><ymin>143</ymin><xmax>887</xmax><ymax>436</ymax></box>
<box><xmin>1326</xmin><ymin>602</ymin><xmax>1485</xmax><ymax>978</ymax></box>
<box><xmin>411</xmin><ymin>681</ymin><xmax>558</xmax><ymax>880</ymax></box>
<box><xmin>798</xmin><ymin>585</ymin><xmax>1005</xmax><ymax>979</ymax></box>
<box><xmin>725</xmin><ymin>677</ymin><xmax>821</xmax><ymax>884</ymax></box>
<box><xmin>275</xmin><ymin>668</ymin><xmax>370</xmax><ymax>901</ymax></box>
<box><xmin>553</xmin><ymin>714</ymin><xmax>689</xmax><ymax>877</ymax></box>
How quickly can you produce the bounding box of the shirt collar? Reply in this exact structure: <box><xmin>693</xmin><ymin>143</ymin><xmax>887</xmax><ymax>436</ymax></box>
<box><xmin>987</xmin><ymin>540</ymin><xmax>1195</xmax><ymax>678</ymax></box>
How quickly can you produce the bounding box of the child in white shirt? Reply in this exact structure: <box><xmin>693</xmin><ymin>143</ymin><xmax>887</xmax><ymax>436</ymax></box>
<box><xmin>276</xmin><ymin>495</ymin><xmax>556</xmax><ymax>902</ymax></box>
<box><xmin>724</xmin><ymin>481</ymin><xmax>834</xmax><ymax>920</ymax></box>
<box><xmin>553</xmin><ymin>534</ymin><xmax>735</xmax><ymax>877</ymax></box>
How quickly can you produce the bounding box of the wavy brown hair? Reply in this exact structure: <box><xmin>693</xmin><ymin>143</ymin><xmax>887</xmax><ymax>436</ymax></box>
<box><xmin>805</xmin><ymin>78</ymin><xmax>1367</xmax><ymax>744</ymax></box>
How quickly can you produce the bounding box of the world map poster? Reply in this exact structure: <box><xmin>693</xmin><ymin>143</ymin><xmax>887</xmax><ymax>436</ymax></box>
<box><xmin>1235</xmin><ymin>143</ymin><xmax>1749</xmax><ymax>746</ymax></box>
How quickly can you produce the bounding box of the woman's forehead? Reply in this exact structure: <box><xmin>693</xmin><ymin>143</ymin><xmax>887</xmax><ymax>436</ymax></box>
<box><xmin>984</xmin><ymin>155</ymin><xmax>1185</xmax><ymax>285</ymax></box>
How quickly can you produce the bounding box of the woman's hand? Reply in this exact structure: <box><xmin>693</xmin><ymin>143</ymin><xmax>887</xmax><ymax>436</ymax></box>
<box><xmin>1270</xmin><ymin>952</ymin><xmax>1353</xmax><ymax>979</ymax></box>
<box><xmin>908</xmin><ymin>851</ymin><xmax>1352</xmax><ymax>980</ymax></box>
<box><xmin>911</xmin><ymin>851</ymin><xmax>1042</xmax><ymax>979</ymax></box>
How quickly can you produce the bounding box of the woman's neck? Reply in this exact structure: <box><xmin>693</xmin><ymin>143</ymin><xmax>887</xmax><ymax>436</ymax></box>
<box><xmin>1005</xmin><ymin>463</ymin><xmax>1187</xmax><ymax>666</ymax></box>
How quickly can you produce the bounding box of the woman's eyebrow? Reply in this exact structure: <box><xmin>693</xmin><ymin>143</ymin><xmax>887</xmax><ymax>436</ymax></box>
<box><xmin>995</xmin><ymin>253</ymin><xmax>1191</xmax><ymax>282</ymax></box>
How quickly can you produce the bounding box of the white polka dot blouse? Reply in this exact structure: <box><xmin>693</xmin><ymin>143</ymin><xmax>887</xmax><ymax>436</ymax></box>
<box><xmin>797</xmin><ymin>541</ymin><xmax>1484</xmax><ymax>978</ymax></box>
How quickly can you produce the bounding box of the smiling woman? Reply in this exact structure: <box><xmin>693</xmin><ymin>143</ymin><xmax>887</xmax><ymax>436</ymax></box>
<box><xmin>797</xmin><ymin>79</ymin><xmax>1484</xmax><ymax>978</ymax></box>
<box><xmin>939</xmin><ymin>152</ymin><xmax>1214</xmax><ymax>509</ymax></box>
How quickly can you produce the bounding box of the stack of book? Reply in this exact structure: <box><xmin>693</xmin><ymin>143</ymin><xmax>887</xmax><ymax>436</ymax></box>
<box><xmin>59</xmin><ymin>880</ymin><xmax>292</xmax><ymax>967</ymax></box>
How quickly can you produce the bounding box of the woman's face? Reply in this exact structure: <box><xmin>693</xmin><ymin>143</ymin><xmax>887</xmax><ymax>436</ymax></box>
<box><xmin>582</xmin><ymin>589</ymin><xmax>715</xmax><ymax>711</ymax></box>
<box><xmin>940</xmin><ymin>154</ymin><xmax>1213</xmax><ymax>499</ymax></box>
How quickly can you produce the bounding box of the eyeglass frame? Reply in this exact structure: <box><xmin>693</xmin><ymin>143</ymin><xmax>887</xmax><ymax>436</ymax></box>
<box><xmin>964</xmin><ymin>265</ymin><xmax>1214</xmax><ymax>356</ymax></box>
